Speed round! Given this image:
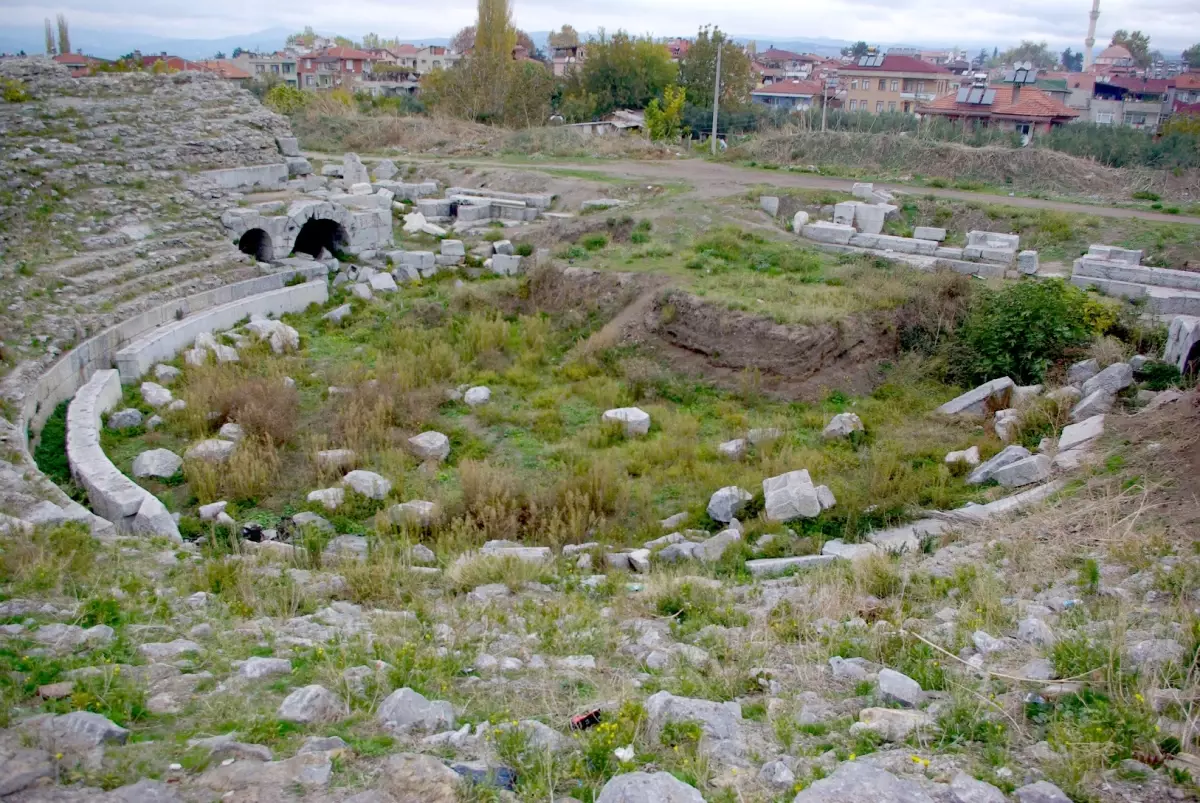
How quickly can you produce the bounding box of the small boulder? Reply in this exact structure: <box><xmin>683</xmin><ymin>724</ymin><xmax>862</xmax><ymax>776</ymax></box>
<box><xmin>1067</xmin><ymin>358</ymin><xmax>1099</xmax><ymax>385</ymax></box>
<box><xmin>717</xmin><ymin>438</ymin><xmax>746</xmax><ymax>460</ymax></box>
<box><xmin>408</xmin><ymin>431</ymin><xmax>450</xmax><ymax>462</ymax></box>
<box><xmin>277</xmin><ymin>685</ymin><xmax>348</xmax><ymax>724</ymax></box>
<box><xmin>992</xmin><ymin>454</ymin><xmax>1051</xmax><ymax>488</ymax></box>
<box><xmin>706</xmin><ymin>486</ymin><xmax>752</xmax><ymax>523</ymax></box>
<box><xmin>132</xmin><ymin>449</ymin><xmax>182</xmax><ymax>479</ymax></box>
<box><xmin>602</xmin><ymin>407</ymin><xmax>651</xmax><ymax>436</ymax></box>
<box><xmin>341</xmin><ymin>470</ymin><xmax>392</xmax><ymax>500</ymax></box>
<box><xmin>185</xmin><ymin>439</ymin><xmax>237</xmax><ymax>463</ymax></box>
<box><xmin>464</xmin><ymin>386</ymin><xmax>491</xmax><ymax>407</ymax></box>
<box><xmin>762</xmin><ymin>469</ymin><xmax>821</xmax><ymax>521</ymax></box>
<box><xmin>377</xmin><ymin>687</ymin><xmax>455</xmax><ymax>734</ymax></box>
<box><xmin>878</xmin><ymin>667</ymin><xmax>922</xmax><ymax>707</ymax></box>
<box><xmin>107</xmin><ymin>409</ymin><xmax>144</xmax><ymax>430</ymax></box>
<box><xmin>596</xmin><ymin>771</ymin><xmax>705</xmax><ymax>802</ymax></box>
<box><xmin>1081</xmin><ymin>362</ymin><xmax>1133</xmax><ymax>398</ymax></box>
<box><xmin>966</xmin><ymin>444</ymin><xmax>1031</xmax><ymax>485</ymax></box>
<box><xmin>822</xmin><ymin>412</ymin><xmax>863</xmax><ymax>439</ymax></box>
<box><xmin>140</xmin><ymin>382</ymin><xmax>174</xmax><ymax>408</ymax></box>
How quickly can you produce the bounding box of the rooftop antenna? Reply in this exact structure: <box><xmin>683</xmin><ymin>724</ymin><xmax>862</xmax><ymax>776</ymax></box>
<box><xmin>1083</xmin><ymin>0</ymin><xmax>1099</xmax><ymax>70</ymax></box>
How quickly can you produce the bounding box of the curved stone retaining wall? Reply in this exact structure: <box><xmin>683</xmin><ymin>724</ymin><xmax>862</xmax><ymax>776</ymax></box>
<box><xmin>115</xmin><ymin>280</ymin><xmax>328</xmax><ymax>381</ymax></box>
<box><xmin>19</xmin><ymin>266</ymin><xmax>325</xmax><ymax>444</ymax></box>
<box><xmin>66</xmin><ymin>370</ymin><xmax>180</xmax><ymax>539</ymax></box>
<box><xmin>10</xmin><ymin>266</ymin><xmax>325</xmax><ymax>536</ymax></box>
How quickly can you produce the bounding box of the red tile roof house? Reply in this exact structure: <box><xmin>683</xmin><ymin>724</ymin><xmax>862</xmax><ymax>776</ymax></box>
<box><xmin>751</xmin><ymin>79</ymin><xmax>825</xmax><ymax>111</ymax></box>
<box><xmin>918</xmin><ymin>82</ymin><xmax>1079</xmax><ymax>139</ymax></box>
<box><xmin>52</xmin><ymin>52</ymin><xmax>109</xmax><ymax>77</ymax></box>
<box><xmin>298</xmin><ymin>47</ymin><xmax>378</xmax><ymax>89</ymax></box>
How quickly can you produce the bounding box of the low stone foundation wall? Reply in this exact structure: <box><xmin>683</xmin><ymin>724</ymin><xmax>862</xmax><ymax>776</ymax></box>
<box><xmin>66</xmin><ymin>370</ymin><xmax>180</xmax><ymax>539</ymax></box>
<box><xmin>114</xmin><ymin>280</ymin><xmax>327</xmax><ymax>381</ymax></box>
<box><xmin>1071</xmin><ymin>246</ymin><xmax>1200</xmax><ymax>316</ymax></box>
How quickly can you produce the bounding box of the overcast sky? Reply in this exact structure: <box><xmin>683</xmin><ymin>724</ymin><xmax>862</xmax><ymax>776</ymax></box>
<box><xmin>6</xmin><ymin>0</ymin><xmax>1199</xmax><ymax>52</ymax></box>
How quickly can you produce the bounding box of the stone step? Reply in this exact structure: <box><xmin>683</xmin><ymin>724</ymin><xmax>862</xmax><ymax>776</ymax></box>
<box><xmin>78</xmin><ymin>250</ymin><xmax>253</xmax><ymax>310</ymax></box>
<box><xmin>54</xmin><ymin>229</ymin><xmax>218</xmax><ymax>279</ymax></box>
<box><xmin>101</xmin><ymin>262</ymin><xmax>265</xmax><ymax>324</ymax></box>
<box><xmin>62</xmin><ymin>247</ymin><xmax>195</xmax><ymax>292</ymax></box>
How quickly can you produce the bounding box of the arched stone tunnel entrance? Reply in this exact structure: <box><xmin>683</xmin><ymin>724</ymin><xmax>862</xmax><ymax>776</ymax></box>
<box><xmin>237</xmin><ymin>228</ymin><xmax>273</xmax><ymax>262</ymax></box>
<box><xmin>292</xmin><ymin>218</ymin><xmax>349</xmax><ymax>259</ymax></box>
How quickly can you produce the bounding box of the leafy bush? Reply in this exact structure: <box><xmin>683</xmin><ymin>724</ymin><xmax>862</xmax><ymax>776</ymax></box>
<box><xmin>264</xmin><ymin>84</ymin><xmax>309</xmax><ymax>114</ymax></box>
<box><xmin>2</xmin><ymin>78</ymin><xmax>30</xmax><ymax>103</ymax></box>
<box><xmin>581</xmin><ymin>233</ymin><xmax>609</xmax><ymax>251</ymax></box>
<box><xmin>949</xmin><ymin>280</ymin><xmax>1092</xmax><ymax>385</ymax></box>
<box><xmin>33</xmin><ymin>400</ymin><xmax>72</xmax><ymax>487</ymax></box>
<box><xmin>1138</xmin><ymin>360</ymin><xmax>1184</xmax><ymax>390</ymax></box>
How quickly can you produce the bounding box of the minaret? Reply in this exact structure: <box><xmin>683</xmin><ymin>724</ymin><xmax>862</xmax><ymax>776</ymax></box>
<box><xmin>1083</xmin><ymin>0</ymin><xmax>1100</xmax><ymax>70</ymax></box>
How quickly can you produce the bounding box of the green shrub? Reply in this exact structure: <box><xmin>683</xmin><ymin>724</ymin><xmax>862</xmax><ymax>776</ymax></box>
<box><xmin>581</xmin><ymin>233</ymin><xmax>609</xmax><ymax>251</ymax></box>
<box><xmin>2</xmin><ymin>78</ymin><xmax>30</xmax><ymax>103</ymax></box>
<box><xmin>1138</xmin><ymin>360</ymin><xmax>1184</xmax><ymax>391</ymax></box>
<box><xmin>33</xmin><ymin>400</ymin><xmax>72</xmax><ymax>487</ymax></box>
<box><xmin>949</xmin><ymin>280</ymin><xmax>1092</xmax><ymax>385</ymax></box>
<box><xmin>515</xmin><ymin>242</ymin><xmax>534</xmax><ymax>257</ymax></box>
<box><xmin>1131</xmin><ymin>191</ymin><xmax>1160</xmax><ymax>201</ymax></box>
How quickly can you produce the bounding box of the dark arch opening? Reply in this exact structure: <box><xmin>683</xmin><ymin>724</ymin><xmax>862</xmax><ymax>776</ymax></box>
<box><xmin>292</xmin><ymin>218</ymin><xmax>348</xmax><ymax>259</ymax></box>
<box><xmin>1184</xmin><ymin>341</ymin><xmax>1200</xmax><ymax>379</ymax></box>
<box><xmin>237</xmin><ymin>228</ymin><xmax>273</xmax><ymax>262</ymax></box>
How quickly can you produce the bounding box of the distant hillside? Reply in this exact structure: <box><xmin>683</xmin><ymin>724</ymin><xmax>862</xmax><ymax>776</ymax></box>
<box><xmin>0</xmin><ymin>25</ymin><xmax>291</xmax><ymax>60</ymax></box>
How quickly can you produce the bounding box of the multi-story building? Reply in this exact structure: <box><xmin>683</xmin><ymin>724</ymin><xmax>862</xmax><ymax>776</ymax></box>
<box><xmin>297</xmin><ymin>46</ymin><xmax>377</xmax><ymax>89</ymax></box>
<box><xmin>755</xmin><ymin>48</ymin><xmax>821</xmax><ymax>80</ymax></box>
<box><xmin>233</xmin><ymin>52</ymin><xmax>299</xmax><ymax>87</ymax></box>
<box><xmin>839</xmin><ymin>52</ymin><xmax>954</xmax><ymax>114</ymax></box>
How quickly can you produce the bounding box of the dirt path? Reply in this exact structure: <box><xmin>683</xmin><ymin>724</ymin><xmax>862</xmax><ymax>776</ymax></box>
<box><xmin>307</xmin><ymin>150</ymin><xmax>1200</xmax><ymax>226</ymax></box>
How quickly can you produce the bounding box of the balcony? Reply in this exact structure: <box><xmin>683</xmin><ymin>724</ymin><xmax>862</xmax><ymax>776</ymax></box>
<box><xmin>900</xmin><ymin>92</ymin><xmax>937</xmax><ymax>102</ymax></box>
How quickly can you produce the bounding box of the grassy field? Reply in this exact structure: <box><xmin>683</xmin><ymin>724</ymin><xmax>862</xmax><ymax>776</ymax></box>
<box><xmin>89</xmin><ymin>267</ymin><xmax>1009</xmax><ymax>570</ymax></box>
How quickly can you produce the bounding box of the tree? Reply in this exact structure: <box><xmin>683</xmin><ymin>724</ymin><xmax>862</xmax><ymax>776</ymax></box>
<box><xmin>287</xmin><ymin>27</ymin><xmax>317</xmax><ymax>48</ymax></box>
<box><xmin>999</xmin><ymin>40</ymin><xmax>1055</xmax><ymax>68</ymax></box>
<box><xmin>1111</xmin><ymin>30</ymin><xmax>1151</xmax><ymax>67</ymax></box>
<box><xmin>840</xmin><ymin>41</ymin><xmax>869</xmax><ymax>59</ymax></box>
<box><xmin>56</xmin><ymin>14</ymin><xmax>70</xmax><ymax>56</ymax></box>
<box><xmin>678</xmin><ymin>26</ymin><xmax>754</xmax><ymax>109</ymax></box>
<box><xmin>214</xmin><ymin>51</ymin><xmax>226</xmax><ymax>60</ymax></box>
<box><xmin>548</xmin><ymin>25</ymin><xmax>579</xmax><ymax>50</ymax></box>
<box><xmin>645</xmin><ymin>84</ymin><xmax>686</xmax><ymax>140</ymax></box>
<box><xmin>452</xmin><ymin>22</ymin><xmax>534</xmax><ymax>57</ymax></box>
<box><xmin>1060</xmin><ymin>47</ymin><xmax>1082</xmax><ymax>72</ymax></box>
<box><xmin>451</xmin><ymin>26</ymin><xmax>476</xmax><ymax>53</ymax></box>
<box><xmin>1185</xmin><ymin>43</ymin><xmax>1200</xmax><ymax>69</ymax></box>
<box><xmin>975</xmin><ymin>48</ymin><xmax>989</xmax><ymax>67</ymax></box>
<box><xmin>43</xmin><ymin>18</ymin><xmax>56</xmax><ymax>56</ymax></box>
<box><xmin>232</xmin><ymin>47</ymin><xmax>245</xmax><ymax>58</ymax></box>
<box><xmin>561</xmin><ymin>30</ymin><xmax>676</xmax><ymax>119</ymax></box>
<box><xmin>333</xmin><ymin>35</ymin><xmax>357</xmax><ymax>49</ymax></box>
<box><xmin>424</xmin><ymin>0</ymin><xmax>553</xmax><ymax>126</ymax></box>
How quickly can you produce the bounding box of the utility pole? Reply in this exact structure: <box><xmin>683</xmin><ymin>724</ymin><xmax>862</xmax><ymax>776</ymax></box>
<box><xmin>710</xmin><ymin>38</ymin><xmax>723</xmax><ymax>156</ymax></box>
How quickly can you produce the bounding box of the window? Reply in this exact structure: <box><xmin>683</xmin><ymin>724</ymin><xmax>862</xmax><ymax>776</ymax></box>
<box><xmin>879</xmin><ymin>79</ymin><xmax>887</xmax><ymax>91</ymax></box>
<box><xmin>888</xmin><ymin>101</ymin><xmax>896</xmax><ymax>111</ymax></box>
<box><xmin>890</xmin><ymin>80</ymin><xmax>899</xmax><ymax>91</ymax></box>
<box><xmin>344</xmin><ymin>60</ymin><xmax>352</xmax><ymax>70</ymax></box>
<box><xmin>1123</xmin><ymin>112</ymin><xmax>1147</xmax><ymax>126</ymax></box>
<box><xmin>876</xmin><ymin>101</ymin><xmax>884</xmax><ymax>113</ymax></box>
<box><xmin>917</xmin><ymin>81</ymin><xmax>925</xmax><ymax>93</ymax></box>
<box><xmin>1095</xmin><ymin>112</ymin><xmax>1113</xmax><ymax>124</ymax></box>
<box><xmin>848</xmin><ymin>100</ymin><xmax>857</xmax><ymax>111</ymax></box>
<box><xmin>850</xmin><ymin>79</ymin><xmax>858</xmax><ymax>90</ymax></box>
<box><xmin>305</xmin><ymin>59</ymin><xmax>312</xmax><ymax>69</ymax></box>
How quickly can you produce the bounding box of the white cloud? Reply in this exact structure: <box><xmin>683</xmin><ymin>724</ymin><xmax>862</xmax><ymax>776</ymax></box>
<box><xmin>5</xmin><ymin>0</ymin><xmax>1198</xmax><ymax>51</ymax></box>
